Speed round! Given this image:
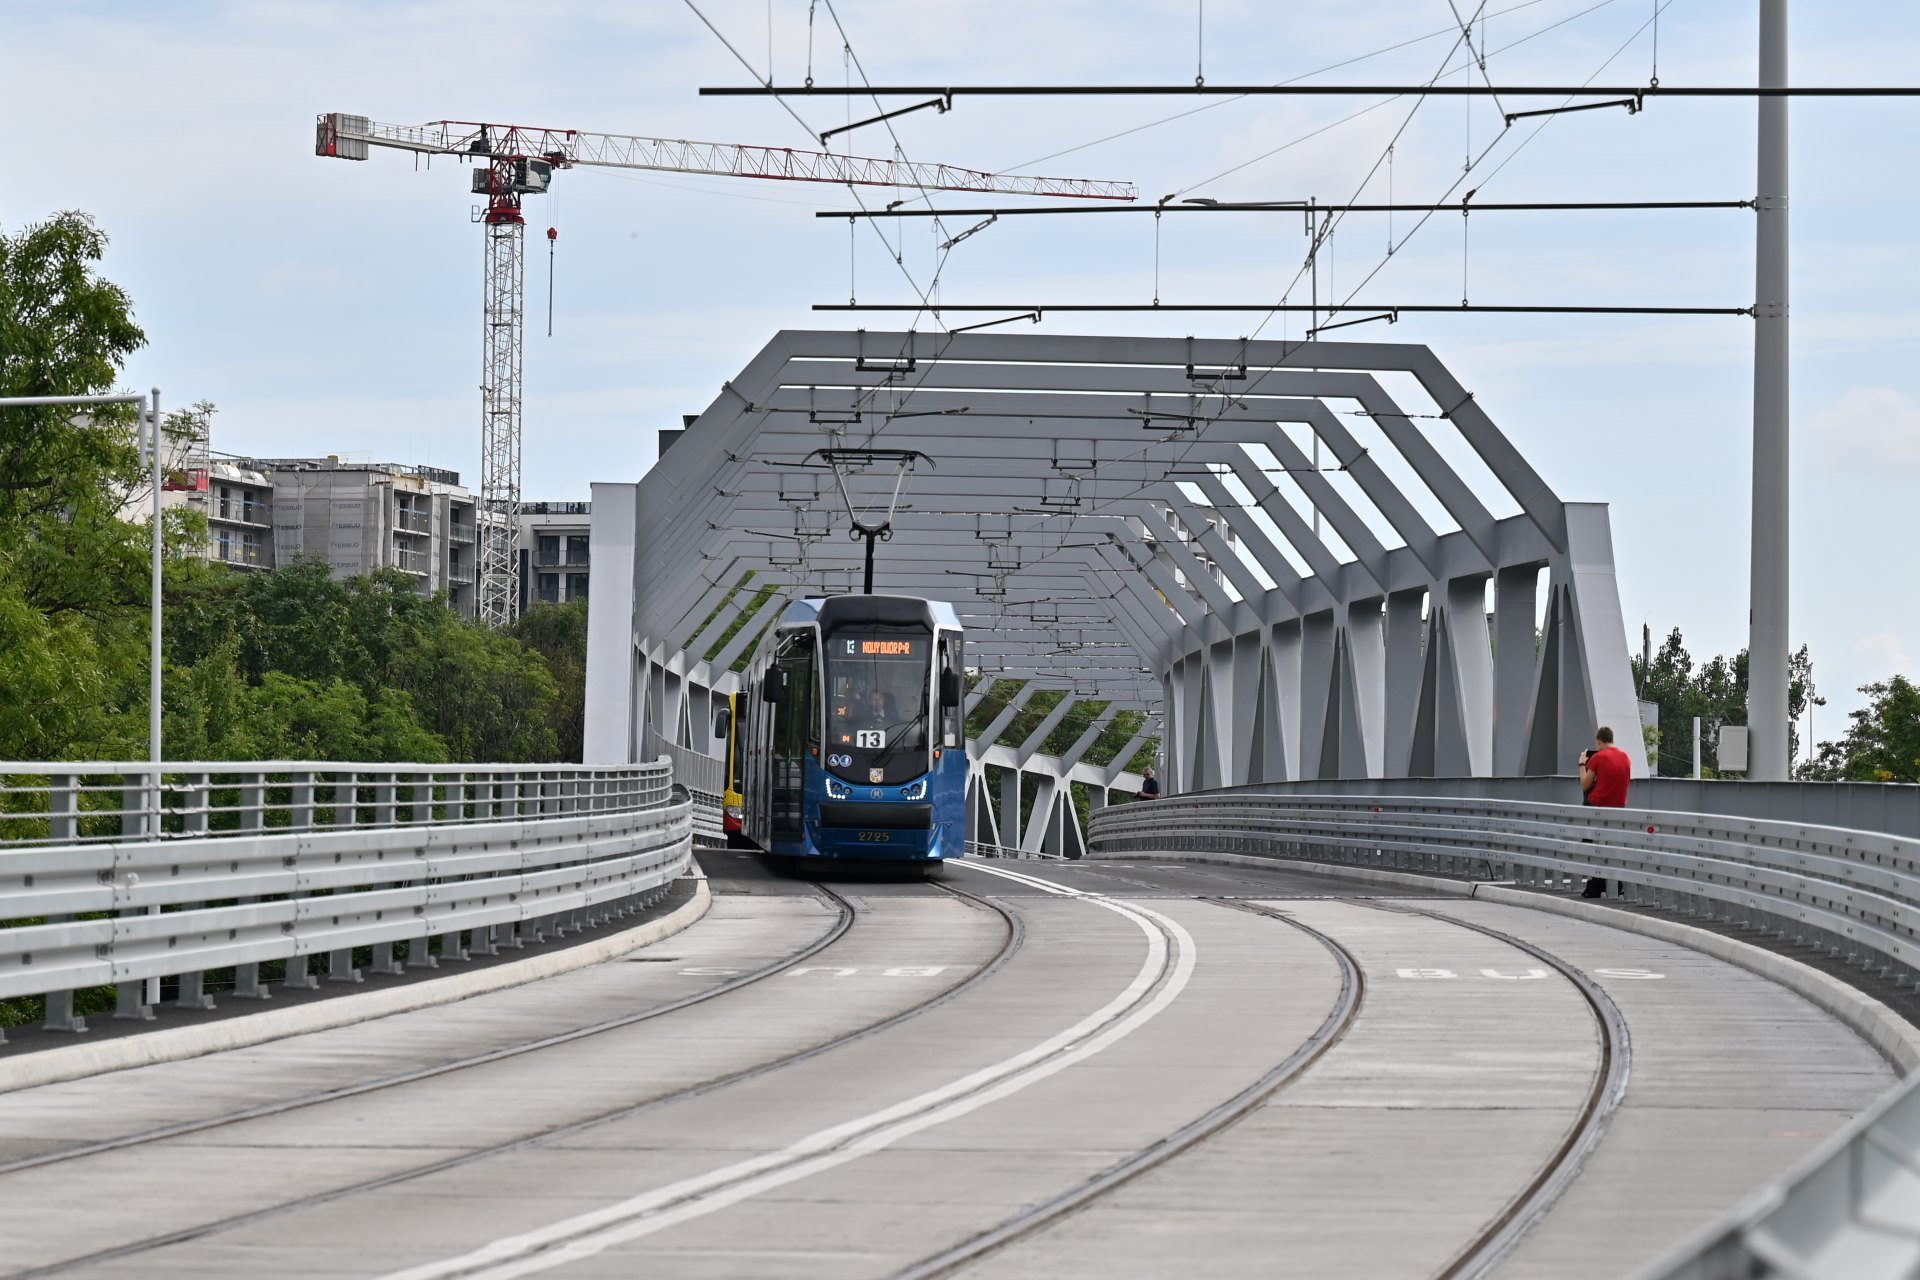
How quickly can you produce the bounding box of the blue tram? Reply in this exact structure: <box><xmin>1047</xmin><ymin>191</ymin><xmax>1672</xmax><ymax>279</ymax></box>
<box><xmin>718</xmin><ymin>595</ymin><xmax>967</xmax><ymax>862</ymax></box>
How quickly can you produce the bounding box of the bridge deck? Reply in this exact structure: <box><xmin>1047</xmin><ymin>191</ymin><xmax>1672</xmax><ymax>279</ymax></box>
<box><xmin>0</xmin><ymin>855</ymin><xmax>1893</xmax><ymax>1279</ymax></box>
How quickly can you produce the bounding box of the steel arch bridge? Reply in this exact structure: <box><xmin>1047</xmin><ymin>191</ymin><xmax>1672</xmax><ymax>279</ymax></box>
<box><xmin>583</xmin><ymin>330</ymin><xmax>1643</xmax><ymax>855</ymax></box>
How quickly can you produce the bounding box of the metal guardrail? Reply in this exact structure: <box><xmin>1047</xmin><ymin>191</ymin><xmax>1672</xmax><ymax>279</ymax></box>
<box><xmin>1088</xmin><ymin>787</ymin><xmax>1920</xmax><ymax>1279</ymax></box>
<box><xmin>640</xmin><ymin>728</ymin><xmax>725</xmax><ymax>846</ymax></box>
<box><xmin>1196</xmin><ymin>774</ymin><xmax>1920</xmax><ymax>841</ymax></box>
<box><xmin>0</xmin><ymin>762</ymin><xmax>661</xmax><ymax>846</ymax></box>
<box><xmin>0</xmin><ymin>761</ymin><xmax>692</xmax><ymax>1040</ymax></box>
<box><xmin>964</xmin><ymin>840</ymin><xmax>1061</xmax><ymax>861</ymax></box>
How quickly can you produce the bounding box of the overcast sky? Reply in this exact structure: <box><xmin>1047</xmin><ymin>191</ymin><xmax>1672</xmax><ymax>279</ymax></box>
<box><xmin>7</xmin><ymin>0</ymin><xmax>1917</xmax><ymax>742</ymax></box>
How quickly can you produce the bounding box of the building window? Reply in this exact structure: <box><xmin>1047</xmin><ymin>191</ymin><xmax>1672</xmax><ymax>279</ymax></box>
<box><xmin>537</xmin><ymin>573</ymin><xmax>559</xmax><ymax>604</ymax></box>
<box><xmin>241</xmin><ymin>532</ymin><xmax>260</xmax><ymax>565</ymax></box>
<box><xmin>537</xmin><ymin>534</ymin><xmax>559</xmax><ymax>566</ymax></box>
<box><xmin>566</xmin><ymin>534</ymin><xmax>589</xmax><ymax>566</ymax></box>
<box><xmin>567</xmin><ymin>573</ymin><xmax>589</xmax><ymax>600</ymax></box>
<box><xmin>218</xmin><ymin>485</ymin><xmax>234</xmax><ymax>520</ymax></box>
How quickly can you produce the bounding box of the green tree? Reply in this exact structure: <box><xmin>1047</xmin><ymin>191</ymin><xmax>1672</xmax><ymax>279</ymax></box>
<box><xmin>385</xmin><ymin>611</ymin><xmax>559</xmax><ymax>762</ymax></box>
<box><xmin>1631</xmin><ymin>628</ymin><xmax>1817</xmax><ymax>775</ymax></box>
<box><xmin>1803</xmin><ymin>676</ymin><xmax>1920</xmax><ymax>783</ymax></box>
<box><xmin>0</xmin><ymin>212</ymin><xmax>151</xmax><ymax>760</ymax></box>
<box><xmin>514</xmin><ymin>600</ymin><xmax>589</xmax><ymax>762</ymax></box>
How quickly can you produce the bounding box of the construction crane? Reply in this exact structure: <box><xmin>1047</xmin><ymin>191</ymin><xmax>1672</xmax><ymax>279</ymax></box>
<box><xmin>315</xmin><ymin>112</ymin><xmax>1136</xmax><ymax>627</ymax></box>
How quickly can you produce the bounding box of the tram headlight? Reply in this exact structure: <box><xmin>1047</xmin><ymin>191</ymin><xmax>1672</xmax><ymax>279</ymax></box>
<box><xmin>901</xmin><ymin>779</ymin><xmax>928</xmax><ymax>800</ymax></box>
<box><xmin>824</xmin><ymin>776</ymin><xmax>850</xmax><ymax>800</ymax></box>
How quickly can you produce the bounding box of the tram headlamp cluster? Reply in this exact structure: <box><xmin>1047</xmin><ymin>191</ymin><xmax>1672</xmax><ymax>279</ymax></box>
<box><xmin>901</xmin><ymin>779</ymin><xmax>928</xmax><ymax>800</ymax></box>
<box><xmin>824</xmin><ymin>777</ymin><xmax>850</xmax><ymax>800</ymax></box>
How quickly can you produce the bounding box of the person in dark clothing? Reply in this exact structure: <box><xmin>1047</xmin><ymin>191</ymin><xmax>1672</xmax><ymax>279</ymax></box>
<box><xmin>1135</xmin><ymin>766</ymin><xmax>1161</xmax><ymax>801</ymax></box>
<box><xmin>1578</xmin><ymin>725</ymin><xmax>1633</xmax><ymax>897</ymax></box>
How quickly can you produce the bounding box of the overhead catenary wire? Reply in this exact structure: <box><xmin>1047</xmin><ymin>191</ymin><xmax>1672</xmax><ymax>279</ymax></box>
<box><xmin>816</xmin><ymin>199</ymin><xmax>1751</xmax><ymax>219</ymax></box>
<box><xmin>1162</xmin><ymin>0</ymin><xmax>1625</xmax><ymax>202</ymax></box>
<box><xmin>822</xmin><ymin>0</ymin><xmax>1708</xmax><ymax>575</ymax></box>
<box><xmin>705</xmin><ymin>4</ymin><xmax>1691</xmax><ymax>611</ymax></box>
<box><xmin>1448</xmin><ymin>0</ymin><xmax>1509</xmax><ymax>118</ymax></box>
<box><xmin>1320</xmin><ymin>0</ymin><xmax>1684</xmax><ymax>327</ymax></box>
<box><xmin>801</xmin><ymin>7</ymin><xmax>1487</xmax><ymax>575</ymax></box>
<box><xmin>813</xmin><ymin>303</ymin><xmax>1750</xmax><ymax>315</ymax></box>
<box><xmin>796</xmin><ymin>0</ymin><xmax>1637</xmax><ymax>468</ymax></box>
<box><xmin>680</xmin><ymin>0</ymin><xmax>944</xmax><ymax>326</ymax></box>
<box><xmin>1195</xmin><ymin>0</ymin><xmax>1204</xmax><ymax>86</ymax></box>
<box><xmin>1088</xmin><ymin>0</ymin><xmax>1696</xmax><ymax>536</ymax></box>
<box><xmin>993</xmin><ymin>0</ymin><xmax>1609</xmax><ymax>172</ymax></box>
<box><xmin>705</xmin><ymin>82</ymin><xmax>1920</xmax><ymax>98</ymax></box>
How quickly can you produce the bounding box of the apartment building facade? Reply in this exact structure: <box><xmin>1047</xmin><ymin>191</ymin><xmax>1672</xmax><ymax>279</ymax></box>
<box><xmin>518</xmin><ymin>500</ymin><xmax>592</xmax><ymax>611</ymax></box>
<box><xmin>254</xmin><ymin>458</ymin><xmax>480</xmax><ymax>618</ymax></box>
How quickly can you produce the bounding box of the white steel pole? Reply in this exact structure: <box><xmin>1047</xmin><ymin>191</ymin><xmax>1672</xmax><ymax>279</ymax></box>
<box><xmin>149</xmin><ymin>389</ymin><xmax>163</xmax><ymax>827</ymax></box>
<box><xmin>1748</xmin><ymin>0</ymin><xmax>1790</xmax><ymax>780</ymax></box>
<box><xmin>148</xmin><ymin>388</ymin><xmax>164</xmax><ymax>1008</ymax></box>
<box><xmin>1692</xmin><ymin>716</ymin><xmax>1702</xmax><ymax>780</ymax></box>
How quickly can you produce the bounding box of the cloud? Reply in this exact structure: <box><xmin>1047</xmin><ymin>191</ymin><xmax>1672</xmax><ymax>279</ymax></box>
<box><xmin>1808</xmin><ymin>388</ymin><xmax>1920</xmax><ymax>472</ymax></box>
<box><xmin>1854</xmin><ymin>629</ymin><xmax>1912</xmax><ymax>676</ymax></box>
<box><xmin>258</xmin><ymin>262</ymin><xmax>346</xmax><ymax>300</ymax></box>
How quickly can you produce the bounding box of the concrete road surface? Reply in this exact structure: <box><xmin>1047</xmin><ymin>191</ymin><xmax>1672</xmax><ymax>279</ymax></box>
<box><xmin>0</xmin><ymin>852</ymin><xmax>1894</xmax><ymax>1279</ymax></box>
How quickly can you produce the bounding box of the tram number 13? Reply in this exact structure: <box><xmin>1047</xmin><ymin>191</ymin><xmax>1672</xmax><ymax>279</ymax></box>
<box><xmin>856</xmin><ymin>729</ymin><xmax>887</xmax><ymax>749</ymax></box>
<box><xmin>857</xmin><ymin>831</ymin><xmax>892</xmax><ymax>843</ymax></box>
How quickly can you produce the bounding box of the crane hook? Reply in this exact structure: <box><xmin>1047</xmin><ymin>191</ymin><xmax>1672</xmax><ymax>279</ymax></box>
<box><xmin>546</xmin><ymin>226</ymin><xmax>557</xmax><ymax>337</ymax></box>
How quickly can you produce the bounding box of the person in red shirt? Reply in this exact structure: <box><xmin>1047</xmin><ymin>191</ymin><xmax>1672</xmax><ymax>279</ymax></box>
<box><xmin>1578</xmin><ymin>726</ymin><xmax>1633</xmax><ymax>897</ymax></box>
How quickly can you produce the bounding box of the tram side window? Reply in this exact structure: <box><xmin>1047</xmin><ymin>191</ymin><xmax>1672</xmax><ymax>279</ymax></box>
<box><xmin>728</xmin><ymin>694</ymin><xmax>746</xmax><ymax>797</ymax></box>
<box><xmin>940</xmin><ymin>634</ymin><xmax>963</xmax><ymax>749</ymax></box>
<box><xmin>771</xmin><ymin>630</ymin><xmax>817</xmax><ymax>836</ymax></box>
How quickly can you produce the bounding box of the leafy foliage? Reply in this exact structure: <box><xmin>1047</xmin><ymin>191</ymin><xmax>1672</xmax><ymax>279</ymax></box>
<box><xmin>165</xmin><ymin>561</ymin><xmax>561</xmax><ymax>763</ymax></box>
<box><xmin>513</xmin><ymin>601</ymin><xmax>588</xmax><ymax>763</ymax></box>
<box><xmin>0</xmin><ymin>211</ymin><xmax>579</xmax><ymax>767</ymax></box>
<box><xmin>1632</xmin><ymin>628</ymin><xmax>1817</xmax><ymax>775</ymax></box>
<box><xmin>0</xmin><ymin>213</ymin><xmax>152</xmax><ymax>760</ymax></box>
<box><xmin>1802</xmin><ymin>676</ymin><xmax>1920</xmax><ymax>783</ymax></box>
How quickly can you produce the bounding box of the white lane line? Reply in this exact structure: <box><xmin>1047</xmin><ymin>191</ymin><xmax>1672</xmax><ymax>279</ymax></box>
<box><xmin>376</xmin><ymin>865</ymin><xmax>1195</xmax><ymax>1280</ymax></box>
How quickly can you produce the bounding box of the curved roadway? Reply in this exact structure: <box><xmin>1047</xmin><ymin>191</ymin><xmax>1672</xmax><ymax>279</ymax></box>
<box><xmin>0</xmin><ymin>853</ymin><xmax>1894</xmax><ymax>1279</ymax></box>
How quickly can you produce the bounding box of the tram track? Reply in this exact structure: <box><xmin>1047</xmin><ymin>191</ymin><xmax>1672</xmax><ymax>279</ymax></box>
<box><xmin>889</xmin><ymin>887</ymin><xmax>1627</xmax><ymax>1280</ymax></box>
<box><xmin>1362</xmin><ymin>903</ymin><xmax>1634</xmax><ymax>1280</ymax></box>
<box><xmin>7</xmin><ymin>878</ymin><xmax>1024</xmax><ymax>1279</ymax></box>
<box><xmin>0</xmin><ymin>876</ymin><xmax>856</xmax><ymax>1180</ymax></box>
<box><xmin>344</xmin><ymin>863</ymin><xmax>1191</xmax><ymax>1280</ymax></box>
<box><xmin>888</xmin><ymin>895</ymin><xmax>1365</xmax><ymax>1280</ymax></box>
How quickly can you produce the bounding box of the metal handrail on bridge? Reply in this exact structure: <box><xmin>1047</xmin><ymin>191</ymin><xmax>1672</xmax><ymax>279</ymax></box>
<box><xmin>1088</xmin><ymin>786</ymin><xmax>1920</xmax><ymax>1279</ymax></box>
<box><xmin>640</xmin><ymin>727</ymin><xmax>726</xmax><ymax>846</ymax></box>
<box><xmin>0</xmin><ymin>761</ymin><xmax>662</xmax><ymax>846</ymax></box>
<box><xmin>0</xmin><ymin>760</ymin><xmax>693</xmax><ymax>1039</ymax></box>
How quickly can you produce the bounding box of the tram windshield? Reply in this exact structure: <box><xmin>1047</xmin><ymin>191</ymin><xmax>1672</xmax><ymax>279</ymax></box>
<box><xmin>823</xmin><ymin>627</ymin><xmax>932</xmax><ymax>784</ymax></box>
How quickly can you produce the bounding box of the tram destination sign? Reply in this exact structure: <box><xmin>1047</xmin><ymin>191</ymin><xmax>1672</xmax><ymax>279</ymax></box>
<box><xmin>838</xmin><ymin>636</ymin><xmax>922</xmax><ymax>659</ymax></box>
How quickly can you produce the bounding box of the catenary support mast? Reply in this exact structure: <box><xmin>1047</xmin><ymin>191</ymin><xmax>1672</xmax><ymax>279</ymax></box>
<box><xmin>1750</xmin><ymin>0</ymin><xmax>1790</xmax><ymax>779</ymax></box>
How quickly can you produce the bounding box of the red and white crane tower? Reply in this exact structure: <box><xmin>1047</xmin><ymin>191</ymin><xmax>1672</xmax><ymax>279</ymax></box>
<box><xmin>315</xmin><ymin>112</ymin><xmax>1136</xmax><ymax>627</ymax></box>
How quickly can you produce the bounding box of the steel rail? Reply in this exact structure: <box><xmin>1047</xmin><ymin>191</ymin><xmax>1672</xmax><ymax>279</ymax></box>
<box><xmin>7</xmin><ymin>881</ymin><xmax>1022</xmax><ymax>1279</ymax></box>
<box><xmin>339</xmin><ymin>877</ymin><xmax>1187</xmax><ymax>1278</ymax></box>
<box><xmin>0</xmin><ymin>880</ymin><xmax>849</xmax><ymax>1178</ymax></box>
<box><xmin>888</xmin><ymin>896</ymin><xmax>1364</xmax><ymax>1279</ymax></box>
<box><xmin>1368</xmin><ymin>905</ymin><xmax>1634</xmax><ymax>1280</ymax></box>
